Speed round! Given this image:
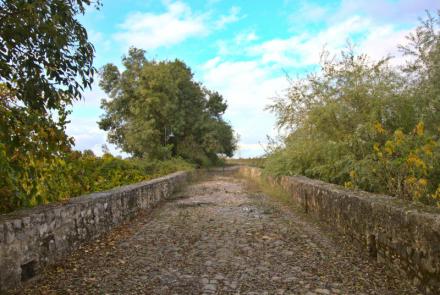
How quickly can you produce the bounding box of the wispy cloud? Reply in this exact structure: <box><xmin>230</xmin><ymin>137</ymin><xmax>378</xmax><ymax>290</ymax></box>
<box><xmin>287</xmin><ymin>1</ymin><xmax>329</xmax><ymax>28</ymax></box>
<box><xmin>214</xmin><ymin>30</ymin><xmax>258</xmax><ymax>56</ymax></box>
<box><xmin>66</xmin><ymin>117</ymin><xmax>125</xmax><ymax>156</ymax></box>
<box><xmin>113</xmin><ymin>2</ymin><xmax>245</xmax><ymax>50</ymax></box>
<box><xmin>334</xmin><ymin>0</ymin><xmax>438</xmax><ymax>23</ymax></box>
<box><xmin>247</xmin><ymin>15</ymin><xmax>414</xmax><ymax>68</ymax></box>
<box><xmin>249</xmin><ymin>16</ymin><xmax>374</xmax><ymax>67</ymax></box>
<box><xmin>114</xmin><ymin>1</ymin><xmax>208</xmax><ymax>50</ymax></box>
<box><xmin>215</xmin><ymin>6</ymin><xmax>243</xmax><ymax>29</ymax></box>
<box><xmin>201</xmin><ymin>58</ymin><xmax>288</xmax><ymax>157</ymax></box>
<box><xmin>235</xmin><ymin>31</ymin><xmax>258</xmax><ymax>44</ymax></box>
<box><xmin>200</xmin><ymin>9</ymin><xmax>422</xmax><ymax>157</ymax></box>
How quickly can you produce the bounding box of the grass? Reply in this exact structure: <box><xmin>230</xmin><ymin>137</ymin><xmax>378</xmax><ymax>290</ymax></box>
<box><xmin>226</xmin><ymin>157</ymin><xmax>266</xmax><ymax>168</ymax></box>
<box><xmin>237</xmin><ymin>172</ymin><xmax>301</xmax><ymax>213</ymax></box>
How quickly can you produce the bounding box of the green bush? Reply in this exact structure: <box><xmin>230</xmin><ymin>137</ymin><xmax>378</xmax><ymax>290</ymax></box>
<box><xmin>265</xmin><ymin>13</ymin><xmax>440</xmax><ymax>207</ymax></box>
<box><xmin>0</xmin><ymin>150</ymin><xmax>193</xmax><ymax>214</ymax></box>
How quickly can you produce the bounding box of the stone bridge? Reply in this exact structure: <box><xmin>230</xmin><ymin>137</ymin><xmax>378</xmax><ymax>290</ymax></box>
<box><xmin>1</xmin><ymin>167</ymin><xmax>439</xmax><ymax>294</ymax></box>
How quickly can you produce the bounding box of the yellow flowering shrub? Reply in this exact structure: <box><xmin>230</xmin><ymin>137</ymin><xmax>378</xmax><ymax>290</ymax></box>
<box><xmin>264</xmin><ymin>21</ymin><xmax>440</xmax><ymax>208</ymax></box>
<box><xmin>431</xmin><ymin>187</ymin><xmax>440</xmax><ymax>208</ymax></box>
<box><xmin>349</xmin><ymin>122</ymin><xmax>440</xmax><ymax>204</ymax></box>
<box><xmin>0</xmin><ymin>150</ymin><xmax>193</xmax><ymax>213</ymax></box>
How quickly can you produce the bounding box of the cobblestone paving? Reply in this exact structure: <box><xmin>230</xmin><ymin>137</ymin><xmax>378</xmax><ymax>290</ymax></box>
<box><xmin>16</xmin><ymin>175</ymin><xmax>420</xmax><ymax>295</ymax></box>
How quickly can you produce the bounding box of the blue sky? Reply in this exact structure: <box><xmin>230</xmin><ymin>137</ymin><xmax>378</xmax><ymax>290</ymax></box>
<box><xmin>69</xmin><ymin>0</ymin><xmax>439</xmax><ymax>157</ymax></box>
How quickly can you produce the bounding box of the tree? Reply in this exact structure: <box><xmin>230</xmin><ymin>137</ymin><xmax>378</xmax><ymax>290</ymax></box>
<box><xmin>99</xmin><ymin>48</ymin><xmax>236</xmax><ymax>164</ymax></box>
<box><xmin>400</xmin><ymin>10</ymin><xmax>440</xmax><ymax>131</ymax></box>
<box><xmin>0</xmin><ymin>0</ymin><xmax>99</xmax><ymax>112</ymax></box>
<box><xmin>264</xmin><ymin>12</ymin><xmax>440</xmax><ymax>206</ymax></box>
<box><xmin>0</xmin><ymin>0</ymin><xmax>99</xmax><ymax>211</ymax></box>
<box><xmin>0</xmin><ymin>0</ymin><xmax>99</xmax><ymax>160</ymax></box>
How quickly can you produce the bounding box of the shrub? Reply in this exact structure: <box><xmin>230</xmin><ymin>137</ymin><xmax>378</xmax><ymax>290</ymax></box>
<box><xmin>265</xmin><ymin>13</ymin><xmax>440</xmax><ymax>207</ymax></box>
<box><xmin>0</xmin><ymin>151</ymin><xmax>193</xmax><ymax>214</ymax></box>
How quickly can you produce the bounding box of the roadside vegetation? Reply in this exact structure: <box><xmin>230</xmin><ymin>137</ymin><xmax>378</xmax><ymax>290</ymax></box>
<box><xmin>0</xmin><ymin>148</ymin><xmax>193</xmax><ymax>213</ymax></box>
<box><xmin>0</xmin><ymin>1</ymin><xmax>234</xmax><ymax>213</ymax></box>
<box><xmin>227</xmin><ymin>157</ymin><xmax>266</xmax><ymax>168</ymax></box>
<box><xmin>265</xmin><ymin>12</ymin><xmax>440</xmax><ymax>207</ymax></box>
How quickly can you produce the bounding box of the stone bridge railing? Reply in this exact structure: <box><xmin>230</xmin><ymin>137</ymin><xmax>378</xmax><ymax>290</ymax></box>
<box><xmin>0</xmin><ymin>166</ymin><xmax>239</xmax><ymax>292</ymax></box>
<box><xmin>2</xmin><ymin>165</ymin><xmax>439</xmax><ymax>294</ymax></box>
<box><xmin>238</xmin><ymin>166</ymin><xmax>440</xmax><ymax>295</ymax></box>
<box><xmin>0</xmin><ymin>171</ymin><xmax>190</xmax><ymax>291</ymax></box>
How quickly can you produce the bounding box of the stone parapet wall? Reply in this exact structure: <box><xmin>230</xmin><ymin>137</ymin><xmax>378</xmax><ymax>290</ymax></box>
<box><xmin>238</xmin><ymin>166</ymin><xmax>440</xmax><ymax>294</ymax></box>
<box><xmin>0</xmin><ymin>171</ymin><xmax>189</xmax><ymax>291</ymax></box>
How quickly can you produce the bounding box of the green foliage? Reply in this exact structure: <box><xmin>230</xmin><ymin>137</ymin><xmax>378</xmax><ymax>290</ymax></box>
<box><xmin>227</xmin><ymin>157</ymin><xmax>267</xmax><ymax>168</ymax></box>
<box><xmin>0</xmin><ymin>0</ymin><xmax>102</xmax><ymax>212</ymax></box>
<box><xmin>346</xmin><ymin>123</ymin><xmax>440</xmax><ymax>205</ymax></box>
<box><xmin>265</xmin><ymin>12</ymin><xmax>440</xmax><ymax>207</ymax></box>
<box><xmin>0</xmin><ymin>0</ymin><xmax>99</xmax><ymax>112</ymax></box>
<box><xmin>0</xmin><ymin>84</ymin><xmax>73</xmax><ymax>211</ymax></box>
<box><xmin>98</xmin><ymin>48</ymin><xmax>237</xmax><ymax>165</ymax></box>
<box><xmin>0</xmin><ymin>148</ymin><xmax>193</xmax><ymax>213</ymax></box>
<box><xmin>0</xmin><ymin>2</ymin><xmax>197</xmax><ymax>214</ymax></box>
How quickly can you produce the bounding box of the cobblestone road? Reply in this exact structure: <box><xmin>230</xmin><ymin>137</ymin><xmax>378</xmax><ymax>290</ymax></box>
<box><xmin>16</xmin><ymin>175</ymin><xmax>419</xmax><ymax>295</ymax></box>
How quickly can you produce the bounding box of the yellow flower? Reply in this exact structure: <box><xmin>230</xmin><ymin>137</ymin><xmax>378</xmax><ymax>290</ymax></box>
<box><xmin>406</xmin><ymin>153</ymin><xmax>427</xmax><ymax>171</ymax></box>
<box><xmin>418</xmin><ymin>178</ymin><xmax>428</xmax><ymax>187</ymax></box>
<box><xmin>415</xmin><ymin>122</ymin><xmax>425</xmax><ymax>137</ymax></box>
<box><xmin>373</xmin><ymin>122</ymin><xmax>386</xmax><ymax>134</ymax></box>
<box><xmin>405</xmin><ymin>176</ymin><xmax>417</xmax><ymax>185</ymax></box>
<box><xmin>384</xmin><ymin>140</ymin><xmax>394</xmax><ymax>155</ymax></box>
<box><xmin>373</xmin><ymin>143</ymin><xmax>380</xmax><ymax>153</ymax></box>
<box><xmin>394</xmin><ymin>129</ymin><xmax>405</xmax><ymax>144</ymax></box>
<box><xmin>349</xmin><ymin>170</ymin><xmax>356</xmax><ymax>179</ymax></box>
<box><xmin>432</xmin><ymin>186</ymin><xmax>440</xmax><ymax>200</ymax></box>
<box><xmin>422</xmin><ymin>144</ymin><xmax>433</xmax><ymax>156</ymax></box>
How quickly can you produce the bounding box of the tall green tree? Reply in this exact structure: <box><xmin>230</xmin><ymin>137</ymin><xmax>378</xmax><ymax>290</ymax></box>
<box><xmin>0</xmin><ymin>0</ymin><xmax>99</xmax><ymax>211</ymax></box>
<box><xmin>99</xmin><ymin>48</ymin><xmax>236</xmax><ymax>164</ymax></box>
<box><xmin>0</xmin><ymin>0</ymin><xmax>99</xmax><ymax>157</ymax></box>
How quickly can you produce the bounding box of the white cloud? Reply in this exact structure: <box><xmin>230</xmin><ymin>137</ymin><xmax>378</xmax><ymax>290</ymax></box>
<box><xmin>202</xmin><ymin>56</ymin><xmax>222</xmax><ymax>69</ymax></box>
<box><xmin>88</xmin><ymin>30</ymin><xmax>112</xmax><ymax>53</ymax></box>
<box><xmin>114</xmin><ymin>1</ymin><xmax>208</xmax><ymax>50</ymax></box>
<box><xmin>113</xmin><ymin>2</ymin><xmax>245</xmax><ymax>50</ymax></box>
<box><xmin>66</xmin><ymin>117</ymin><xmax>105</xmax><ymax>152</ymax></box>
<box><xmin>75</xmin><ymin>84</ymin><xmax>107</xmax><ymax>108</ymax></box>
<box><xmin>334</xmin><ymin>0</ymin><xmax>439</xmax><ymax>24</ymax></box>
<box><xmin>249</xmin><ymin>16</ymin><xmax>373</xmax><ymax>67</ymax></box>
<box><xmin>201</xmin><ymin>58</ymin><xmax>289</xmax><ymax>157</ymax></box>
<box><xmin>68</xmin><ymin>84</ymin><xmax>126</xmax><ymax>157</ymax></box>
<box><xmin>214</xmin><ymin>30</ymin><xmax>258</xmax><ymax>56</ymax></box>
<box><xmin>202</xmin><ymin>60</ymin><xmax>286</xmax><ymax>111</ymax></box>
<box><xmin>288</xmin><ymin>1</ymin><xmax>329</xmax><ymax>27</ymax></box>
<box><xmin>66</xmin><ymin>116</ymin><xmax>127</xmax><ymax>157</ymax></box>
<box><xmin>215</xmin><ymin>6</ymin><xmax>243</xmax><ymax>29</ymax></box>
<box><xmin>357</xmin><ymin>25</ymin><xmax>412</xmax><ymax>65</ymax></box>
<box><xmin>235</xmin><ymin>31</ymin><xmax>258</xmax><ymax>44</ymax></box>
<box><xmin>236</xmin><ymin>143</ymin><xmax>265</xmax><ymax>158</ymax></box>
<box><xmin>248</xmin><ymin>15</ymin><xmax>415</xmax><ymax>68</ymax></box>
